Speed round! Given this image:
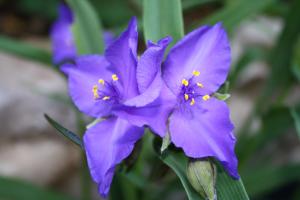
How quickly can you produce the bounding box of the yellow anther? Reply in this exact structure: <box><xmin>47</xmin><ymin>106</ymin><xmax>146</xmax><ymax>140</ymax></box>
<box><xmin>190</xmin><ymin>98</ymin><xmax>195</xmax><ymax>106</ymax></box>
<box><xmin>202</xmin><ymin>95</ymin><xmax>210</xmax><ymax>101</ymax></box>
<box><xmin>181</xmin><ymin>79</ymin><xmax>189</xmax><ymax>86</ymax></box>
<box><xmin>92</xmin><ymin>85</ymin><xmax>99</xmax><ymax>99</ymax></box>
<box><xmin>102</xmin><ymin>96</ymin><xmax>110</xmax><ymax>101</ymax></box>
<box><xmin>197</xmin><ymin>82</ymin><xmax>204</xmax><ymax>88</ymax></box>
<box><xmin>184</xmin><ymin>94</ymin><xmax>189</xmax><ymax>101</ymax></box>
<box><xmin>112</xmin><ymin>74</ymin><xmax>118</xmax><ymax>81</ymax></box>
<box><xmin>98</xmin><ymin>79</ymin><xmax>105</xmax><ymax>85</ymax></box>
<box><xmin>192</xmin><ymin>70</ymin><xmax>200</xmax><ymax>76</ymax></box>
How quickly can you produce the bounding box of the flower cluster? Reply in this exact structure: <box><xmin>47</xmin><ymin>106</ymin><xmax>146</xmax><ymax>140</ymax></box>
<box><xmin>51</xmin><ymin>5</ymin><xmax>238</xmax><ymax>197</ymax></box>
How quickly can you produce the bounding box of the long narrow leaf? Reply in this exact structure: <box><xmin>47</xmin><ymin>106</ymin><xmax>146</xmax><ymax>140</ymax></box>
<box><xmin>67</xmin><ymin>0</ymin><xmax>104</xmax><ymax>54</ymax></box>
<box><xmin>198</xmin><ymin>0</ymin><xmax>274</xmax><ymax>33</ymax></box>
<box><xmin>291</xmin><ymin>108</ymin><xmax>300</xmax><ymax>139</ymax></box>
<box><xmin>243</xmin><ymin>165</ymin><xmax>300</xmax><ymax>197</ymax></box>
<box><xmin>143</xmin><ymin>0</ymin><xmax>184</xmax><ymax>47</ymax></box>
<box><xmin>0</xmin><ymin>35</ymin><xmax>52</xmax><ymax>65</ymax></box>
<box><xmin>44</xmin><ymin>114</ymin><xmax>84</xmax><ymax>149</ymax></box>
<box><xmin>0</xmin><ymin>176</ymin><xmax>72</xmax><ymax>200</ymax></box>
<box><xmin>216</xmin><ymin>165</ymin><xmax>249</xmax><ymax>200</ymax></box>
<box><xmin>157</xmin><ymin>152</ymin><xmax>202</xmax><ymax>200</ymax></box>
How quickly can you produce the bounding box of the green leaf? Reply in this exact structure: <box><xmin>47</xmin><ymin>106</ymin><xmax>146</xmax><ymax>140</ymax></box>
<box><xmin>153</xmin><ymin>138</ymin><xmax>249</xmax><ymax>200</ymax></box>
<box><xmin>44</xmin><ymin>114</ymin><xmax>84</xmax><ymax>149</ymax></box>
<box><xmin>67</xmin><ymin>0</ymin><xmax>104</xmax><ymax>54</ymax></box>
<box><xmin>213</xmin><ymin>93</ymin><xmax>230</xmax><ymax>101</ymax></box>
<box><xmin>0</xmin><ymin>176</ymin><xmax>72</xmax><ymax>200</ymax></box>
<box><xmin>291</xmin><ymin>107</ymin><xmax>300</xmax><ymax>139</ymax></box>
<box><xmin>237</xmin><ymin>106</ymin><xmax>296</xmax><ymax>166</ymax></box>
<box><xmin>158</xmin><ymin>153</ymin><xmax>202</xmax><ymax>200</ymax></box>
<box><xmin>160</xmin><ymin>132</ymin><xmax>171</xmax><ymax>153</ymax></box>
<box><xmin>257</xmin><ymin>0</ymin><xmax>300</xmax><ymax>111</ymax></box>
<box><xmin>198</xmin><ymin>0</ymin><xmax>275</xmax><ymax>33</ymax></box>
<box><xmin>0</xmin><ymin>35</ymin><xmax>52</xmax><ymax>65</ymax></box>
<box><xmin>143</xmin><ymin>0</ymin><xmax>184</xmax><ymax>47</ymax></box>
<box><xmin>243</xmin><ymin>164</ymin><xmax>300</xmax><ymax>197</ymax></box>
<box><xmin>216</xmin><ymin>164</ymin><xmax>249</xmax><ymax>200</ymax></box>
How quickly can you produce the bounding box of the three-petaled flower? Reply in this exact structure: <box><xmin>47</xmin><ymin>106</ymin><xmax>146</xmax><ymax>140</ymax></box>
<box><xmin>61</xmin><ymin>17</ymin><xmax>174</xmax><ymax>197</ymax></box>
<box><xmin>159</xmin><ymin>23</ymin><xmax>239</xmax><ymax>179</ymax></box>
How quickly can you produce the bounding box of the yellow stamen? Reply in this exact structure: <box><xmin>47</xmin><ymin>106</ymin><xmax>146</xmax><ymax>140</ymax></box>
<box><xmin>92</xmin><ymin>85</ymin><xmax>99</xmax><ymax>99</ymax></box>
<box><xmin>112</xmin><ymin>74</ymin><xmax>118</xmax><ymax>81</ymax></box>
<box><xmin>197</xmin><ymin>82</ymin><xmax>204</xmax><ymax>88</ymax></box>
<box><xmin>202</xmin><ymin>95</ymin><xmax>210</xmax><ymax>101</ymax></box>
<box><xmin>98</xmin><ymin>79</ymin><xmax>105</xmax><ymax>85</ymax></box>
<box><xmin>181</xmin><ymin>79</ymin><xmax>189</xmax><ymax>86</ymax></box>
<box><xmin>190</xmin><ymin>98</ymin><xmax>195</xmax><ymax>106</ymax></box>
<box><xmin>192</xmin><ymin>70</ymin><xmax>200</xmax><ymax>76</ymax></box>
<box><xmin>102</xmin><ymin>96</ymin><xmax>110</xmax><ymax>101</ymax></box>
<box><xmin>184</xmin><ymin>94</ymin><xmax>189</xmax><ymax>101</ymax></box>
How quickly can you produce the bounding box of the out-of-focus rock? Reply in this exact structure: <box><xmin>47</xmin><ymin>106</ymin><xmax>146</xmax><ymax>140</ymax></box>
<box><xmin>228</xmin><ymin>16</ymin><xmax>283</xmax><ymax>131</ymax></box>
<box><xmin>0</xmin><ymin>52</ymin><xmax>76</xmax><ymax>138</ymax></box>
<box><xmin>0</xmin><ymin>139</ymin><xmax>80</xmax><ymax>186</ymax></box>
<box><xmin>231</xmin><ymin>16</ymin><xmax>282</xmax><ymax>64</ymax></box>
<box><xmin>0</xmin><ymin>51</ymin><xmax>81</xmax><ymax>188</ymax></box>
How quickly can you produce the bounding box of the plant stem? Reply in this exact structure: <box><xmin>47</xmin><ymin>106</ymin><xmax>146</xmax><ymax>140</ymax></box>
<box><xmin>76</xmin><ymin>112</ymin><xmax>92</xmax><ymax>200</ymax></box>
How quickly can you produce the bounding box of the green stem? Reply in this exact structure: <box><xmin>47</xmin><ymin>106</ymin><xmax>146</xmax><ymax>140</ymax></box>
<box><xmin>76</xmin><ymin>112</ymin><xmax>92</xmax><ymax>200</ymax></box>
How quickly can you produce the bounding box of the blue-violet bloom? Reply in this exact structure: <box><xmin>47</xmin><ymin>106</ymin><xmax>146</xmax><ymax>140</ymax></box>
<box><xmin>160</xmin><ymin>23</ymin><xmax>239</xmax><ymax>178</ymax></box>
<box><xmin>61</xmin><ymin>17</ymin><xmax>174</xmax><ymax>197</ymax></box>
<box><xmin>50</xmin><ymin>3</ymin><xmax>114</xmax><ymax>65</ymax></box>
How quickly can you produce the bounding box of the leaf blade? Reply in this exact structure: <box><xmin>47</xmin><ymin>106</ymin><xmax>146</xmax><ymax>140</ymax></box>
<box><xmin>44</xmin><ymin>114</ymin><xmax>84</xmax><ymax>149</ymax></box>
<box><xmin>0</xmin><ymin>176</ymin><xmax>72</xmax><ymax>200</ymax></box>
<box><xmin>0</xmin><ymin>35</ymin><xmax>52</xmax><ymax>65</ymax></box>
<box><xmin>67</xmin><ymin>0</ymin><xmax>104</xmax><ymax>54</ymax></box>
<box><xmin>143</xmin><ymin>0</ymin><xmax>184</xmax><ymax>47</ymax></box>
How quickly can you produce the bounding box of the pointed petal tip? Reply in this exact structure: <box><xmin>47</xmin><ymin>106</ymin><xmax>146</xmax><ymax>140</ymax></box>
<box><xmin>128</xmin><ymin>16</ymin><xmax>138</xmax><ymax>31</ymax></box>
<box><xmin>146</xmin><ymin>36</ymin><xmax>172</xmax><ymax>48</ymax></box>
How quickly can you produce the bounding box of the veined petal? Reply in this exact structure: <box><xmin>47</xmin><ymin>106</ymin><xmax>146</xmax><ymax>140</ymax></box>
<box><xmin>115</xmin><ymin>83</ymin><xmax>176</xmax><ymax>136</ymax></box>
<box><xmin>83</xmin><ymin>117</ymin><xmax>144</xmax><ymax>197</ymax></box>
<box><xmin>163</xmin><ymin>23</ymin><xmax>231</xmax><ymax>95</ymax></box>
<box><xmin>105</xmin><ymin>17</ymin><xmax>139</xmax><ymax>98</ymax></box>
<box><xmin>169</xmin><ymin>97</ymin><xmax>239</xmax><ymax>178</ymax></box>
<box><xmin>61</xmin><ymin>55</ymin><xmax>113</xmax><ymax>118</ymax></box>
<box><xmin>124</xmin><ymin>37</ymin><xmax>171</xmax><ymax>107</ymax></box>
<box><xmin>51</xmin><ymin>3</ymin><xmax>76</xmax><ymax>65</ymax></box>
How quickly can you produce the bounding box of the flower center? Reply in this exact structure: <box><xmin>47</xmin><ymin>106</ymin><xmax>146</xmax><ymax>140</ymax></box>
<box><xmin>179</xmin><ymin>70</ymin><xmax>210</xmax><ymax>106</ymax></box>
<box><xmin>92</xmin><ymin>74</ymin><xmax>121</xmax><ymax>104</ymax></box>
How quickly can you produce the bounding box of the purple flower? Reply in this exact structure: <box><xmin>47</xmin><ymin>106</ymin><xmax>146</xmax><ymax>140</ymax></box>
<box><xmin>160</xmin><ymin>23</ymin><xmax>239</xmax><ymax>178</ymax></box>
<box><xmin>62</xmin><ymin>18</ymin><xmax>173</xmax><ymax>197</ymax></box>
<box><xmin>50</xmin><ymin>3</ymin><xmax>115</xmax><ymax>65</ymax></box>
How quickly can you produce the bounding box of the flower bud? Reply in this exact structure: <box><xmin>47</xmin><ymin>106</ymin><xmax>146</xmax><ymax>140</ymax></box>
<box><xmin>186</xmin><ymin>158</ymin><xmax>217</xmax><ymax>200</ymax></box>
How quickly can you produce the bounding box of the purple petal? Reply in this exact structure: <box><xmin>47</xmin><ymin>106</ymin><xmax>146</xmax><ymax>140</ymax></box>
<box><xmin>105</xmin><ymin>17</ymin><xmax>139</xmax><ymax>99</ymax></box>
<box><xmin>62</xmin><ymin>55</ymin><xmax>113</xmax><ymax>118</ymax></box>
<box><xmin>169</xmin><ymin>97</ymin><xmax>239</xmax><ymax>178</ymax></box>
<box><xmin>50</xmin><ymin>4</ymin><xmax>76</xmax><ymax>65</ymax></box>
<box><xmin>104</xmin><ymin>31</ymin><xmax>115</xmax><ymax>47</ymax></box>
<box><xmin>163</xmin><ymin>23</ymin><xmax>231</xmax><ymax>95</ymax></box>
<box><xmin>115</xmin><ymin>83</ymin><xmax>177</xmax><ymax>136</ymax></box>
<box><xmin>124</xmin><ymin>37</ymin><xmax>171</xmax><ymax>107</ymax></box>
<box><xmin>84</xmin><ymin>117</ymin><xmax>144</xmax><ymax>197</ymax></box>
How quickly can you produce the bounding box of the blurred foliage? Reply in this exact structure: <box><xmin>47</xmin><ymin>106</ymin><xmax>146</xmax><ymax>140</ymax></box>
<box><xmin>0</xmin><ymin>176</ymin><xmax>72</xmax><ymax>200</ymax></box>
<box><xmin>0</xmin><ymin>0</ymin><xmax>300</xmax><ymax>199</ymax></box>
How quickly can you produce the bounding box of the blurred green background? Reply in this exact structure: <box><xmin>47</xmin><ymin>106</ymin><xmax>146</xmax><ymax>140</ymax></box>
<box><xmin>0</xmin><ymin>0</ymin><xmax>300</xmax><ymax>199</ymax></box>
